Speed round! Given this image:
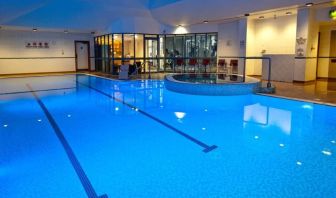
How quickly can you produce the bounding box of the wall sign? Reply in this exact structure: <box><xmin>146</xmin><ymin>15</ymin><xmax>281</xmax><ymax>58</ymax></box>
<box><xmin>25</xmin><ymin>41</ymin><xmax>50</xmax><ymax>48</ymax></box>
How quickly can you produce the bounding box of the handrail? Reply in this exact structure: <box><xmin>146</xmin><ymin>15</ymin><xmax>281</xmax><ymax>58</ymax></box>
<box><xmin>0</xmin><ymin>57</ymin><xmax>76</xmax><ymax>59</ymax></box>
<box><xmin>295</xmin><ymin>56</ymin><xmax>336</xmax><ymax>59</ymax></box>
<box><xmin>0</xmin><ymin>57</ymin><xmax>96</xmax><ymax>59</ymax></box>
<box><xmin>218</xmin><ymin>56</ymin><xmax>272</xmax><ymax>88</ymax></box>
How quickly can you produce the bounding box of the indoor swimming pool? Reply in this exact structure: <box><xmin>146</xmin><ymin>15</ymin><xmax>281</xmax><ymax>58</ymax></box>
<box><xmin>1</xmin><ymin>74</ymin><xmax>335</xmax><ymax>197</ymax></box>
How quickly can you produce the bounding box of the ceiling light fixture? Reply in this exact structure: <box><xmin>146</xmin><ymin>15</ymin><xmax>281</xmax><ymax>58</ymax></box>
<box><xmin>203</xmin><ymin>20</ymin><xmax>209</xmax><ymax>24</ymax></box>
<box><xmin>33</xmin><ymin>28</ymin><xmax>37</xmax><ymax>32</ymax></box>
<box><xmin>305</xmin><ymin>3</ymin><xmax>314</xmax><ymax>7</ymax></box>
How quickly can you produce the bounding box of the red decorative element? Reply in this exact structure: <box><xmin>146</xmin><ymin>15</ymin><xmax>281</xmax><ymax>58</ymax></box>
<box><xmin>176</xmin><ymin>58</ymin><xmax>184</xmax><ymax>66</ymax></box>
<box><xmin>188</xmin><ymin>58</ymin><xmax>197</xmax><ymax>66</ymax></box>
<box><xmin>202</xmin><ymin>58</ymin><xmax>210</xmax><ymax>66</ymax></box>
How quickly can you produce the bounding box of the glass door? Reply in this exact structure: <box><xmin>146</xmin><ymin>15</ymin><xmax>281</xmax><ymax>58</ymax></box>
<box><xmin>145</xmin><ymin>37</ymin><xmax>158</xmax><ymax>73</ymax></box>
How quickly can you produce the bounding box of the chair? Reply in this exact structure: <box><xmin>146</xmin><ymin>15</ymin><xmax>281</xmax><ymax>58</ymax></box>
<box><xmin>202</xmin><ymin>58</ymin><xmax>210</xmax><ymax>73</ymax></box>
<box><xmin>130</xmin><ymin>61</ymin><xmax>143</xmax><ymax>75</ymax></box>
<box><xmin>176</xmin><ymin>58</ymin><xmax>185</xmax><ymax>73</ymax></box>
<box><xmin>217</xmin><ymin>59</ymin><xmax>228</xmax><ymax>74</ymax></box>
<box><xmin>118</xmin><ymin>64</ymin><xmax>129</xmax><ymax>80</ymax></box>
<box><xmin>128</xmin><ymin>64</ymin><xmax>136</xmax><ymax>75</ymax></box>
<box><xmin>230</xmin><ymin>59</ymin><xmax>238</xmax><ymax>74</ymax></box>
<box><xmin>188</xmin><ymin>58</ymin><xmax>198</xmax><ymax>73</ymax></box>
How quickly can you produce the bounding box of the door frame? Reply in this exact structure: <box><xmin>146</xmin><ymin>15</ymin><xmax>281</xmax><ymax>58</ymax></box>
<box><xmin>75</xmin><ymin>41</ymin><xmax>91</xmax><ymax>71</ymax></box>
<box><xmin>144</xmin><ymin>36</ymin><xmax>160</xmax><ymax>73</ymax></box>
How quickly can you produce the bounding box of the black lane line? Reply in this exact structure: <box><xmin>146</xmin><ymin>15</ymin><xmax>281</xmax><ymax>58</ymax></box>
<box><xmin>26</xmin><ymin>84</ymin><xmax>108</xmax><ymax>198</ymax></box>
<box><xmin>0</xmin><ymin>87</ymin><xmax>76</xmax><ymax>96</ymax></box>
<box><xmin>76</xmin><ymin>80</ymin><xmax>218</xmax><ymax>153</ymax></box>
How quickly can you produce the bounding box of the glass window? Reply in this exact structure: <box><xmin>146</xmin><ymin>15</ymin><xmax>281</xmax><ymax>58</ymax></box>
<box><xmin>113</xmin><ymin>34</ymin><xmax>122</xmax><ymax>59</ymax></box>
<box><xmin>94</xmin><ymin>32</ymin><xmax>218</xmax><ymax>73</ymax></box>
<box><xmin>159</xmin><ymin>35</ymin><xmax>165</xmax><ymax>58</ymax></box>
<box><xmin>123</xmin><ymin>34</ymin><xmax>135</xmax><ymax>59</ymax></box>
<box><xmin>207</xmin><ymin>33</ymin><xmax>217</xmax><ymax>58</ymax></box>
<box><xmin>185</xmin><ymin>34</ymin><xmax>195</xmax><ymax>57</ymax></box>
<box><xmin>94</xmin><ymin>37</ymin><xmax>102</xmax><ymax>71</ymax></box>
<box><xmin>101</xmin><ymin>35</ymin><xmax>108</xmax><ymax>72</ymax></box>
<box><xmin>108</xmin><ymin>34</ymin><xmax>113</xmax><ymax>59</ymax></box>
<box><xmin>165</xmin><ymin>35</ymin><xmax>174</xmax><ymax>58</ymax></box>
<box><xmin>174</xmin><ymin>36</ymin><xmax>184</xmax><ymax>57</ymax></box>
<box><xmin>196</xmin><ymin>34</ymin><xmax>206</xmax><ymax>57</ymax></box>
<box><xmin>135</xmin><ymin>34</ymin><xmax>144</xmax><ymax>58</ymax></box>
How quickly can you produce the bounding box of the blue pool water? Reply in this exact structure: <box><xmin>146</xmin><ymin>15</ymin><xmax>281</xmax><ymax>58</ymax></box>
<box><xmin>1</xmin><ymin>74</ymin><xmax>335</xmax><ymax>197</ymax></box>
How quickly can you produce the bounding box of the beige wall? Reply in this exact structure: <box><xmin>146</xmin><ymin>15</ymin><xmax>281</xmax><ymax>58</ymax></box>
<box><xmin>254</xmin><ymin>15</ymin><xmax>297</xmax><ymax>55</ymax></box>
<box><xmin>317</xmin><ymin>24</ymin><xmax>336</xmax><ymax>78</ymax></box>
<box><xmin>246</xmin><ymin>15</ymin><xmax>297</xmax><ymax>76</ymax></box>
<box><xmin>0</xmin><ymin>30</ymin><xmax>94</xmax><ymax>75</ymax></box>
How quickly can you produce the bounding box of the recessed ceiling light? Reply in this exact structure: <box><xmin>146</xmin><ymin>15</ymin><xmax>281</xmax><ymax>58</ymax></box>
<box><xmin>33</xmin><ymin>28</ymin><xmax>37</xmax><ymax>32</ymax></box>
<box><xmin>305</xmin><ymin>3</ymin><xmax>313</xmax><ymax>7</ymax></box>
<box><xmin>286</xmin><ymin>12</ymin><xmax>292</xmax><ymax>15</ymax></box>
<box><xmin>203</xmin><ymin>20</ymin><xmax>209</xmax><ymax>24</ymax></box>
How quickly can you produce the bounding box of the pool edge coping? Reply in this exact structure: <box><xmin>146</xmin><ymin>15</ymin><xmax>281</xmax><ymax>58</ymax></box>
<box><xmin>256</xmin><ymin>93</ymin><xmax>336</xmax><ymax>107</ymax></box>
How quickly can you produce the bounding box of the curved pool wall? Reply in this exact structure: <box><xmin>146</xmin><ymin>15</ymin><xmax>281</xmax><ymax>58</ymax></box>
<box><xmin>165</xmin><ymin>74</ymin><xmax>260</xmax><ymax>96</ymax></box>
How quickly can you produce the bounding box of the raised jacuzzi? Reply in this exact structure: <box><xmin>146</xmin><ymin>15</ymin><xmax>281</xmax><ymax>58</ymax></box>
<box><xmin>165</xmin><ymin>74</ymin><xmax>260</xmax><ymax>95</ymax></box>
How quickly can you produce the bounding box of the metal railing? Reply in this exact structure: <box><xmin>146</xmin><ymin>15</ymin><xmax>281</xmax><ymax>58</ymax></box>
<box><xmin>95</xmin><ymin>57</ymin><xmax>218</xmax><ymax>75</ymax></box>
<box><xmin>218</xmin><ymin>56</ymin><xmax>272</xmax><ymax>88</ymax></box>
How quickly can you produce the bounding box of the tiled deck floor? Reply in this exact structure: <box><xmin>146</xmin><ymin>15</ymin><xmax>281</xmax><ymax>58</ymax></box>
<box><xmin>265</xmin><ymin>79</ymin><xmax>336</xmax><ymax>106</ymax></box>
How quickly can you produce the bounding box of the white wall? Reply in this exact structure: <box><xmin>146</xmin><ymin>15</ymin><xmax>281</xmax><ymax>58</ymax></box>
<box><xmin>294</xmin><ymin>8</ymin><xmax>319</xmax><ymax>82</ymax></box>
<box><xmin>0</xmin><ymin>30</ymin><xmax>94</xmax><ymax>75</ymax></box>
<box><xmin>106</xmin><ymin>16</ymin><xmax>166</xmax><ymax>34</ymax></box>
<box><xmin>169</xmin><ymin>23</ymin><xmax>218</xmax><ymax>34</ymax></box>
<box><xmin>217</xmin><ymin>21</ymin><xmax>240</xmax><ymax>58</ymax></box>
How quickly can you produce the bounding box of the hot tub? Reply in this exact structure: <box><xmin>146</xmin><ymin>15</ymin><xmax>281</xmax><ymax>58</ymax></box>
<box><xmin>165</xmin><ymin>74</ymin><xmax>260</xmax><ymax>95</ymax></box>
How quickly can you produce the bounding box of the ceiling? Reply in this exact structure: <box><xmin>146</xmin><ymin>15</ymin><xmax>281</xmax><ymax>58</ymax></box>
<box><xmin>0</xmin><ymin>0</ymin><xmax>331</xmax><ymax>32</ymax></box>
